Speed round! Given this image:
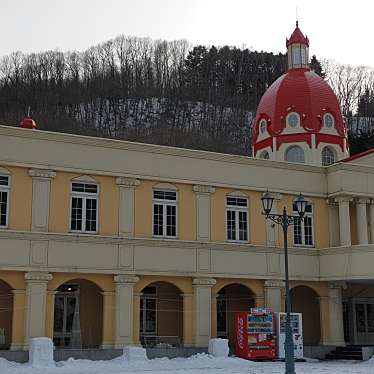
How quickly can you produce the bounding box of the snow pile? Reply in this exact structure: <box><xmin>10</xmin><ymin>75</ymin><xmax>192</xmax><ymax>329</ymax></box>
<box><xmin>208</xmin><ymin>338</ymin><xmax>229</xmax><ymax>357</ymax></box>
<box><xmin>122</xmin><ymin>346</ymin><xmax>148</xmax><ymax>362</ymax></box>
<box><xmin>29</xmin><ymin>337</ymin><xmax>55</xmax><ymax>368</ymax></box>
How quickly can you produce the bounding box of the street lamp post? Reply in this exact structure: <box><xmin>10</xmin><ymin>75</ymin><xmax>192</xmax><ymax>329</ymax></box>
<box><xmin>261</xmin><ymin>192</ymin><xmax>307</xmax><ymax>374</ymax></box>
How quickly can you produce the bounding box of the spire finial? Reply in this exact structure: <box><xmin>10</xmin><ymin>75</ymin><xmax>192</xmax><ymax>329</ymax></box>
<box><xmin>296</xmin><ymin>6</ymin><xmax>299</xmax><ymax>27</ymax></box>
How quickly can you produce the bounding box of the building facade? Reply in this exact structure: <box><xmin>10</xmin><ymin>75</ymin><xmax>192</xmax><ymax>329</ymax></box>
<box><xmin>0</xmin><ymin>24</ymin><xmax>374</xmax><ymax>355</ymax></box>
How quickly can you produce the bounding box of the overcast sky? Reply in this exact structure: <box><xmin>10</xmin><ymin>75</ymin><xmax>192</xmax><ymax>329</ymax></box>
<box><xmin>1</xmin><ymin>0</ymin><xmax>373</xmax><ymax>67</ymax></box>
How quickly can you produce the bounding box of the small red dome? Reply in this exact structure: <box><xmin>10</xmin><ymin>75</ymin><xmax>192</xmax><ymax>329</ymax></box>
<box><xmin>20</xmin><ymin>117</ymin><xmax>37</xmax><ymax>129</ymax></box>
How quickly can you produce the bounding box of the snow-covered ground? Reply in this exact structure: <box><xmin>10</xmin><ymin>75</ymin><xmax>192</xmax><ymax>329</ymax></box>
<box><xmin>1</xmin><ymin>354</ymin><xmax>374</xmax><ymax>374</ymax></box>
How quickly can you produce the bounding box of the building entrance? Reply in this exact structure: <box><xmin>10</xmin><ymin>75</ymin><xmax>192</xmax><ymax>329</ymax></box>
<box><xmin>53</xmin><ymin>284</ymin><xmax>81</xmax><ymax>348</ymax></box>
<box><xmin>352</xmin><ymin>299</ymin><xmax>374</xmax><ymax>345</ymax></box>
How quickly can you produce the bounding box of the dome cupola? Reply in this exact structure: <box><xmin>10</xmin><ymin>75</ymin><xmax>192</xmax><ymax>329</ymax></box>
<box><xmin>252</xmin><ymin>23</ymin><xmax>349</xmax><ymax>166</ymax></box>
<box><xmin>286</xmin><ymin>21</ymin><xmax>309</xmax><ymax>70</ymax></box>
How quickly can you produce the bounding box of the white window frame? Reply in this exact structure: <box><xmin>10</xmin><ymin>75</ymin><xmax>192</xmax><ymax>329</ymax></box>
<box><xmin>322</xmin><ymin>146</ymin><xmax>335</xmax><ymax>166</ymax></box>
<box><xmin>0</xmin><ymin>175</ymin><xmax>10</xmax><ymax>229</ymax></box>
<box><xmin>293</xmin><ymin>201</ymin><xmax>314</xmax><ymax>247</ymax></box>
<box><xmin>259</xmin><ymin>119</ymin><xmax>267</xmax><ymax>134</ymax></box>
<box><xmin>69</xmin><ymin>182</ymin><xmax>99</xmax><ymax>234</ymax></box>
<box><xmin>285</xmin><ymin>145</ymin><xmax>305</xmax><ymax>163</ymax></box>
<box><xmin>226</xmin><ymin>196</ymin><xmax>249</xmax><ymax>243</ymax></box>
<box><xmin>140</xmin><ymin>286</ymin><xmax>157</xmax><ymax>336</ymax></box>
<box><xmin>152</xmin><ymin>189</ymin><xmax>178</xmax><ymax>239</ymax></box>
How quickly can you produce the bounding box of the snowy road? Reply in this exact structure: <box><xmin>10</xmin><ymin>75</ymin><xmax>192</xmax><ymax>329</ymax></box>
<box><xmin>1</xmin><ymin>354</ymin><xmax>374</xmax><ymax>374</ymax></box>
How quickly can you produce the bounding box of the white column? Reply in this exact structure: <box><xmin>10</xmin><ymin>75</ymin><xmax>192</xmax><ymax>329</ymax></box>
<box><xmin>192</xmin><ymin>278</ymin><xmax>216</xmax><ymax>347</ymax></box>
<box><xmin>327</xmin><ymin>199</ymin><xmax>340</xmax><ymax>247</ymax></box>
<box><xmin>193</xmin><ymin>185</ymin><xmax>215</xmax><ymax>241</ymax></box>
<box><xmin>24</xmin><ymin>272</ymin><xmax>52</xmax><ymax>348</ymax></box>
<box><xmin>116</xmin><ymin>177</ymin><xmax>140</xmax><ymax>237</ymax></box>
<box><xmin>327</xmin><ymin>282</ymin><xmax>345</xmax><ymax>346</ymax></box>
<box><xmin>29</xmin><ymin>169</ymin><xmax>56</xmax><ymax>232</ymax></box>
<box><xmin>356</xmin><ymin>198</ymin><xmax>369</xmax><ymax>245</ymax></box>
<box><xmin>336</xmin><ymin>196</ymin><xmax>352</xmax><ymax>246</ymax></box>
<box><xmin>113</xmin><ymin>275</ymin><xmax>139</xmax><ymax>347</ymax></box>
<box><xmin>264</xmin><ymin>280</ymin><xmax>284</xmax><ymax>312</ymax></box>
<box><xmin>370</xmin><ymin>200</ymin><xmax>374</xmax><ymax>244</ymax></box>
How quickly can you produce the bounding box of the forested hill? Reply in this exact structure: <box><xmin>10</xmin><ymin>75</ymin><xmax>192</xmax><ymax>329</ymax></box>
<box><xmin>0</xmin><ymin>36</ymin><xmax>323</xmax><ymax>155</ymax></box>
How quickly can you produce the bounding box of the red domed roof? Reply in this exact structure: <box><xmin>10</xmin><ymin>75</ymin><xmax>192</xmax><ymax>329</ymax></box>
<box><xmin>253</xmin><ymin>68</ymin><xmax>347</xmax><ymax>143</ymax></box>
<box><xmin>20</xmin><ymin>117</ymin><xmax>37</xmax><ymax>129</ymax></box>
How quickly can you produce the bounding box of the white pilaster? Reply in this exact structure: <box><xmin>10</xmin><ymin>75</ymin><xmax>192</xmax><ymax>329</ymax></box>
<box><xmin>116</xmin><ymin>178</ymin><xmax>140</xmax><ymax>237</ymax></box>
<box><xmin>356</xmin><ymin>198</ymin><xmax>369</xmax><ymax>245</ymax></box>
<box><xmin>24</xmin><ymin>272</ymin><xmax>52</xmax><ymax>348</ymax></box>
<box><xmin>264</xmin><ymin>280</ymin><xmax>284</xmax><ymax>312</ymax></box>
<box><xmin>327</xmin><ymin>282</ymin><xmax>345</xmax><ymax>346</ymax></box>
<box><xmin>192</xmin><ymin>278</ymin><xmax>216</xmax><ymax>347</ymax></box>
<box><xmin>193</xmin><ymin>185</ymin><xmax>215</xmax><ymax>241</ymax></box>
<box><xmin>336</xmin><ymin>196</ymin><xmax>352</xmax><ymax>246</ymax></box>
<box><xmin>29</xmin><ymin>169</ymin><xmax>56</xmax><ymax>232</ymax></box>
<box><xmin>370</xmin><ymin>200</ymin><xmax>374</xmax><ymax>244</ymax></box>
<box><xmin>327</xmin><ymin>199</ymin><xmax>340</xmax><ymax>247</ymax></box>
<box><xmin>113</xmin><ymin>274</ymin><xmax>139</xmax><ymax>347</ymax></box>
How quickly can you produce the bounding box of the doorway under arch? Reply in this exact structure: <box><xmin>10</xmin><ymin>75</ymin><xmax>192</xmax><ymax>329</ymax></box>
<box><xmin>139</xmin><ymin>281</ymin><xmax>183</xmax><ymax>347</ymax></box>
<box><xmin>0</xmin><ymin>280</ymin><xmax>13</xmax><ymax>350</ymax></box>
<box><xmin>216</xmin><ymin>283</ymin><xmax>255</xmax><ymax>344</ymax></box>
<box><xmin>53</xmin><ymin>279</ymin><xmax>103</xmax><ymax>349</ymax></box>
<box><xmin>290</xmin><ymin>286</ymin><xmax>321</xmax><ymax>345</ymax></box>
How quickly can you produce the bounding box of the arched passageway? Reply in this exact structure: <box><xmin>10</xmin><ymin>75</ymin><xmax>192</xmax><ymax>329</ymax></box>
<box><xmin>139</xmin><ymin>282</ymin><xmax>183</xmax><ymax>347</ymax></box>
<box><xmin>53</xmin><ymin>279</ymin><xmax>103</xmax><ymax>349</ymax></box>
<box><xmin>0</xmin><ymin>280</ymin><xmax>13</xmax><ymax>349</ymax></box>
<box><xmin>290</xmin><ymin>286</ymin><xmax>321</xmax><ymax>345</ymax></box>
<box><xmin>216</xmin><ymin>283</ymin><xmax>255</xmax><ymax>344</ymax></box>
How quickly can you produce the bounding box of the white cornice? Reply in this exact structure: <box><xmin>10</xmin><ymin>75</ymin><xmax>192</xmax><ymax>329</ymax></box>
<box><xmin>0</xmin><ymin>125</ymin><xmax>324</xmax><ymax>174</ymax></box>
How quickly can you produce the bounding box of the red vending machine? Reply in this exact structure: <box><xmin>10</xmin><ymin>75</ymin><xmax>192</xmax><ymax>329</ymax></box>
<box><xmin>235</xmin><ymin>308</ymin><xmax>276</xmax><ymax>360</ymax></box>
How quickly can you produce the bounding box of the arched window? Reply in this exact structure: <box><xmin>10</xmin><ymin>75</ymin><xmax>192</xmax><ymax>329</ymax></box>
<box><xmin>285</xmin><ymin>146</ymin><xmax>305</xmax><ymax>163</ymax></box>
<box><xmin>260</xmin><ymin>150</ymin><xmax>270</xmax><ymax>159</ymax></box>
<box><xmin>322</xmin><ymin>147</ymin><xmax>335</xmax><ymax>166</ymax></box>
<box><xmin>259</xmin><ymin>119</ymin><xmax>267</xmax><ymax>134</ymax></box>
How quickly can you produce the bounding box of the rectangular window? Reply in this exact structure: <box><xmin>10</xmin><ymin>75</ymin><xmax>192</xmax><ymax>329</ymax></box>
<box><xmin>293</xmin><ymin>202</ymin><xmax>314</xmax><ymax>246</ymax></box>
<box><xmin>0</xmin><ymin>175</ymin><xmax>10</xmax><ymax>228</ymax></box>
<box><xmin>153</xmin><ymin>190</ymin><xmax>177</xmax><ymax>238</ymax></box>
<box><xmin>70</xmin><ymin>182</ymin><xmax>98</xmax><ymax>233</ymax></box>
<box><xmin>226</xmin><ymin>196</ymin><xmax>248</xmax><ymax>242</ymax></box>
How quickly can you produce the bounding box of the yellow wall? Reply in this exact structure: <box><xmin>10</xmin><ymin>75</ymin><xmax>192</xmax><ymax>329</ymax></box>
<box><xmin>7</xmin><ymin>166</ymin><xmax>32</xmax><ymax>231</ymax></box>
<box><xmin>49</xmin><ymin>173</ymin><xmax>118</xmax><ymax>235</ymax></box>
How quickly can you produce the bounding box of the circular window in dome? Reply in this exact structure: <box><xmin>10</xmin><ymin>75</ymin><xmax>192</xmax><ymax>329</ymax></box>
<box><xmin>259</xmin><ymin>119</ymin><xmax>267</xmax><ymax>134</ymax></box>
<box><xmin>323</xmin><ymin>113</ymin><xmax>334</xmax><ymax>128</ymax></box>
<box><xmin>287</xmin><ymin>112</ymin><xmax>300</xmax><ymax>128</ymax></box>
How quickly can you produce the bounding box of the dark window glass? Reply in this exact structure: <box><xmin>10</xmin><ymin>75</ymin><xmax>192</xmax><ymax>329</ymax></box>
<box><xmin>166</xmin><ymin>205</ymin><xmax>176</xmax><ymax>237</ymax></box>
<box><xmin>227</xmin><ymin>197</ymin><xmax>247</xmax><ymax>207</ymax></box>
<box><xmin>153</xmin><ymin>204</ymin><xmax>163</xmax><ymax>236</ymax></box>
<box><xmin>71</xmin><ymin>197</ymin><xmax>83</xmax><ymax>231</ymax></box>
<box><xmin>0</xmin><ymin>176</ymin><xmax>9</xmax><ymax>186</ymax></box>
<box><xmin>85</xmin><ymin>198</ymin><xmax>97</xmax><ymax>232</ymax></box>
<box><xmin>153</xmin><ymin>190</ymin><xmax>176</xmax><ymax>201</ymax></box>
<box><xmin>227</xmin><ymin>210</ymin><xmax>236</xmax><ymax>240</ymax></box>
<box><xmin>0</xmin><ymin>191</ymin><xmax>7</xmax><ymax>226</ymax></box>
<box><xmin>238</xmin><ymin>211</ymin><xmax>248</xmax><ymax>241</ymax></box>
<box><xmin>72</xmin><ymin>182</ymin><xmax>97</xmax><ymax>194</ymax></box>
<box><xmin>356</xmin><ymin>304</ymin><xmax>366</xmax><ymax>333</ymax></box>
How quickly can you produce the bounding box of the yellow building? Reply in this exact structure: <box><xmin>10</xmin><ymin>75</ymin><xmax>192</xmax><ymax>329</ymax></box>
<box><xmin>0</xmin><ymin>24</ymin><xmax>374</xmax><ymax>358</ymax></box>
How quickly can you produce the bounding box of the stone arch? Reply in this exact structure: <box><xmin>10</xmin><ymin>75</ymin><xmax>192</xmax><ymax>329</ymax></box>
<box><xmin>213</xmin><ymin>281</ymin><xmax>258</xmax><ymax>345</ymax></box>
<box><xmin>138</xmin><ymin>280</ymin><xmax>183</xmax><ymax>347</ymax></box>
<box><xmin>290</xmin><ymin>285</ymin><xmax>321</xmax><ymax>345</ymax></box>
<box><xmin>53</xmin><ymin>278</ymin><xmax>103</xmax><ymax>349</ymax></box>
<box><xmin>0</xmin><ymin>279</ymin><xmax>13</xmax><ymax>349</ymax></box>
